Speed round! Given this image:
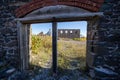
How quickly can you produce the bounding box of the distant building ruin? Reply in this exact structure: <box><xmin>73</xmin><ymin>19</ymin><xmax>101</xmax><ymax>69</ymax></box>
<box><xmin>37</xmin><ymin>32</ymin><xmax>44</xmax><ymax>36</ymax></box>
<box><xmin>37</xmin><ymin>29</ymin><xmax>52</xmax><ymax>36</ymax></box>
<box><xmin>46</xmin><ymin>29</ymin><xmax>52</xmax><ymax>36</ymax></box>
<box><xmin>58</xmin><ymin>29</ymin><xmax>80</xmax><ymax>39</ymax></box>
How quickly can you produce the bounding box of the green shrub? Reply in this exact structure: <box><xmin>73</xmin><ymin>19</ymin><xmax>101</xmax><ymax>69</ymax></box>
<box><xmin>31</xmin><ymin>35</ymin><xmax>52</xmax><ymax>54</ymax></box>
<box><xmin>31</xmin><ymin>35</ymin><xmax>42</xmax><ymax>54</ymax></box>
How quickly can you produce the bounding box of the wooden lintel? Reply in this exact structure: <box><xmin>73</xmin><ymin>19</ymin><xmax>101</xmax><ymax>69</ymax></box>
<box><xmin>15</xmin><ymin>12</ymin><xmax>103</xmax><ymax>24</ymax></box>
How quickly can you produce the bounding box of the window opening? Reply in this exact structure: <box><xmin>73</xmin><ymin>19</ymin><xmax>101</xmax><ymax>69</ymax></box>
<box><xmin>70</xmin><ymin>30</ymin><xmax>73</xmax><ymax>34</ymax></box>
<box><xmin>65</xmin><ymin>30</ymin><xmax>68</xmax><ymax>33</ymax></box>
<box><xmin>60</xmin><ymin>30</ymin><xmax>63</xmax><ymax>34</ymax></box>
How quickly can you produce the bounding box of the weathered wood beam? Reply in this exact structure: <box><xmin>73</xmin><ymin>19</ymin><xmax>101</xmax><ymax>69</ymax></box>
<box><xmin>17</xmin><ymin>21</ymin><xmax>30</xmax><ymax>71</ymax></box>
<box><xmin>15</xmin><ymin>12</ymin><xmax>103</xmax><ymax>24</ymax></box>
<box><xmin>52</xmin><ymin>18</ymin><xmax>57</xmax><ymax>74</ymax></box>
<box><xmin>17</xmin><ymin>21</ymin><xmax>25</xmax><ymax>71</ymax></box>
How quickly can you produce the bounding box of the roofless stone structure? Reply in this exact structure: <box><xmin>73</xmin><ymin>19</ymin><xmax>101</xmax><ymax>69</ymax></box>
<box><xmin>0</xmin><ymin>0</ymin><xmax>120</xmax><ymax>79</ymax></box>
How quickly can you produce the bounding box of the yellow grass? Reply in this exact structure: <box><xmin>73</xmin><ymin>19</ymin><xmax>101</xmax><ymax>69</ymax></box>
<box><xmin>31</xmin><ymin>35</ymin><xmax>86</xmax><ymax>71</ymax></box>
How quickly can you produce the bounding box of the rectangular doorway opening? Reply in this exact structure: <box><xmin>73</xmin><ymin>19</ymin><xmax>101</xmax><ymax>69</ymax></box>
<box><xmin>29</xmin><ymin>23</ymin><xmax>52</xmax><ymax>74</ymax></box>
<box><xmin>57</xmin><ymin>21</ymin><xmax>87</xmax><ymax>75</ymax></box>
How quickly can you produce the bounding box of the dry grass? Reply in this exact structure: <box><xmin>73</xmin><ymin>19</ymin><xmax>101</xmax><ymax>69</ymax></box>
<box><xmin>31</xmin><ymin>35</ymin><xmax>86</xmax><ymax>71</ymax></box>
<box><xmin>58</xmin><ymin>40</ymin><xmax>86</xmax><ymax>70</ymax></box>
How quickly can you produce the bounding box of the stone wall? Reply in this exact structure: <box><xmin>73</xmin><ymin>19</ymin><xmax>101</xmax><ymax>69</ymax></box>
<box><xmin>0</xmin><ymin>0</ymin><xmax>120</xmax><ymax>79</ymax></box>
<box><xmin>0</xmin><ymin>0</ymin><xmax>33</xmax><ymax>79</ymax></box>
<box><xmin>0</xmin><ymin>1</ymin><xmax>20</xmax><ymax>79</ymax></box>
<box><xmin>88</xmin><ymin>0</ymin><xmax>120</xmax><ymax>79</ymax></box>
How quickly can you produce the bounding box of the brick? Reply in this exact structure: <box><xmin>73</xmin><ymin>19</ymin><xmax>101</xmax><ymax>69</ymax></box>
<box><xmin>15</xmin><ymin>0</ymin><xmax>104</xmax><ymax>17</ymax></box>
<box><xmin>91</xmin><ymin>0</ymin><xmax>104</xmax><ymax>3</ymax></box>
<box><xmin>75</xmin><ymin>0</ymin><xmax>101</xmax><ymax>8</ymax></box>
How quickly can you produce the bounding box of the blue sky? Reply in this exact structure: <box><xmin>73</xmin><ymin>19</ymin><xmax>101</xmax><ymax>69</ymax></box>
<box><xmin>31</xmin><ymin>21</ymin><xmax>87</xmax><ymax>37</ymax></box>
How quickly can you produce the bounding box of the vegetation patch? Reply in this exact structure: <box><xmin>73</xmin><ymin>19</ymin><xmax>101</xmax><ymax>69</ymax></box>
<box><xmin>73</xmin><ymin>37</ymin><xmax>86</xmax><ymax>41</ymax></box>
<box><xmin>30</xmin><ymin>35</ymin><xmax>87</xmax><ymax>78</ymax></box>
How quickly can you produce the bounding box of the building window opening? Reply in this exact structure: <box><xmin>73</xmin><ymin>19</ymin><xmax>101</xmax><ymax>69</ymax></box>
<box><xmin>70</xmin><ymin>30</ymin><xmax>73</xmax><ymax>34</ymax></box>
<box><xmin>65</xmin><ymin>30</ymin><xmax>68</xmax><ymax>33</ymax></box>
<box><xmin>60</xmin><ymin>30</ymin><xmax>63</xmax><ymax>34</ymax></box>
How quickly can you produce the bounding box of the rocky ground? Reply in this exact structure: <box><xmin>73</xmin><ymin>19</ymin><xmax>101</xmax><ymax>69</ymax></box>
<box><xmin>7</xmin><ymin>68</ymin><xmax>90</xmax><ymax>80</ymax></box>
<box><xmin>0</xmin><ymin>64</ymin><xmax>90</xmax><ymax>80</ymax></box>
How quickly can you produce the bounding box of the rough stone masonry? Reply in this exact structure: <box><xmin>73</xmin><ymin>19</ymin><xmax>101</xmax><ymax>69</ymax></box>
<box><xmin>0</xmin><ymin>0</ymin><xmax>120</xmax><ymax>80</ymax></box>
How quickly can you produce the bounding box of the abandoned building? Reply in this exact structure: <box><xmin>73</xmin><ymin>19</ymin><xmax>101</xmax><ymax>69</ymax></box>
<box><xmin>37</xmin><ymin>29</ymin><xmax>52</xmax><ymax>36</ymax></box>
<box><xmin>0</xmin><ymin>0</ymin><xmax>120</xmax><ymax>80</ymax></box>
<box><xmin>37</xmin><ymin>32</ymin><xmax>44</xmax><ymax>36</ymax></box>
<box><xmin>46</xmin><ymin>29</ymin><xmax>52</xmax><ymax>36</ymax></box>
<box><xmin>58</xmin><ymin>29</ymin><xmax>80</xmax><ymax>39</ymax></box>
